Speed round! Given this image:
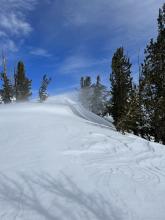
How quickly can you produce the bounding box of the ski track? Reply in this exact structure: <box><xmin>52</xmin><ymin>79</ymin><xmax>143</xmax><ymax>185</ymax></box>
<box><xmin>63</xmin><ymin>102</ymin><xmax>165</xmax><ymax>219</ymax></box>
<box><xmin>0</xmin><ymin>95</ymin><xmax>165</xmax><ymax>220</ymax></box>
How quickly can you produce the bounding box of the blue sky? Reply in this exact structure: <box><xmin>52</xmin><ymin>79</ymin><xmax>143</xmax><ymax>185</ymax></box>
<box><xmin>0</xmin><ymin>0</ymin><xmax>164</xmax><ymax>95</ymax></box>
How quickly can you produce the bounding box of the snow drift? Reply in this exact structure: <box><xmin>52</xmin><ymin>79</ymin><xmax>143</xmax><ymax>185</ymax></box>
<box><xmin>0</xmin><ymin>93</ymin><xmax>165</xmax><ymax>220</ymax></box>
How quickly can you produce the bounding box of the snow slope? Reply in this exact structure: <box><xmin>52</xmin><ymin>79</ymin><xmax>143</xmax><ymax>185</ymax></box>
<box><xmin>0</xmin><ymin>93</ymin><xmax>165</xmax><ymax>220</ymax></box>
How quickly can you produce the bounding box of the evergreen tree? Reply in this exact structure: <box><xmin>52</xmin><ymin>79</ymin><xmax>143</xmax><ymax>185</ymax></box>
<box><xmin>90</xmin><ymin>75</ymin><xmax>108</xmax><ymax>115</ymax></box>
<box><xmin>96</xmin><ymin>75</ymin><xmax>100</xmax><ymax>85</ymax></box>
<box><xmin>1</xmin><ymin>73</ymin><xmax>13</xmax><ymax>104</ymax></box>
<box><xmin>138</xmin><ymin>71</ymin><xmax>148</xmax><ymax>138</ymax></box>
<box><xmin>80</xmin><ymin>77</ymin><xmax>84</xmax><ymax>88</ymax></box>
<box><xmin>110</xmin><ymin>47</ymin><xmax>133</xmax><ymax>132</ymax></box>
<box><xmin>141</xmin><ymin>3</ymin><xmax>165</xmax><ymax>143</ymax></box>
<box><xmin>39</xmin><ymin>74</ymin><xmax>51</xmax><ymax>102</ymax></box>
<box><xmin>140</xmin><ymin>40</ymin><xmax>155</xmax><ymax>139</ymax></box>
<box><xmin>14</xmin><ymin>61</ymin><xmax>32</xmax><ymax>101</ymax></box>
<box><xmin>84</xmin><ymin>76</ymin><xmax>92</xmax><ymax>87</ymax></box>
<box><xmin>0</xmin><ymin>56</ymin><xmax>13</xmax><ymax>104</ymax></box>
<box><xmin>0</xmin><ymin>90</ymin><xmax>3</xmax><ymax>104</ymax></box>
<box><xmin>155</xmin><ymin>4</ymin><xmax>165</xmax><ymax>144</ymax></box>
<box><xmin>79</xmin><ymin>76</ymin><xmax>92</xmax><ymax>109</ymax></box>
<box><xmin>124</xmin><ymin>85</ymin><xmax>141</xmax><ymax>135</ymax></box>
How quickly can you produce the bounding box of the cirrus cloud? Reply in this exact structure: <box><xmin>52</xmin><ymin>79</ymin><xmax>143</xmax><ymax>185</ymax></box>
<box><xmin>30</xmin><ymin>48</ymin><xmax>51</xmax><ymax>57</ymax></box>
<box><xmin>0</xmin><ymin>0</ymin><xmax>38</xmax><ymax>52</ymax></box>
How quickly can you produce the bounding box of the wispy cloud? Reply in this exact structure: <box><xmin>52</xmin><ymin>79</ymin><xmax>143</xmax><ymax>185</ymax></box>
<box><xmin>30</xmin><ymin>48</ymin><xmax>51</xmax><ymax>57</ymax></box>
<box><xmin>0</xmin><ymin>38</ymin><xmax>18</xmax><ymax>53</ymax></box>
<box><xmin>62</xmin><ymin>0</ymin><xmax>164</xmax><ymax>47</ymax></box>
<box><xmin>0</xmin><ymin>0</ymin><xmax>38</xmax><ymax>52</ymax></box>
<box><xmin>0</xmin><ymin>31</ymin><xmax>18</xmax><ymax>52</ymax></box>
<box><xmin>65</xmin><ymin>0</ymin><xmax>163</xmax><ymax>28</ymax></box>
<box><xmin>0</xmin><ymin>0</ymin><xmax>163</xmax><ymax>93</ymax></box>
<box><xmin>59</xmin><ymin>54</ymin><xmax>109</xmax><ymax>75</ymax></box>
<box><xmin>0</xmin><ymin>13</ymin><xmax>32</xmax><ymax>36</ymax></box>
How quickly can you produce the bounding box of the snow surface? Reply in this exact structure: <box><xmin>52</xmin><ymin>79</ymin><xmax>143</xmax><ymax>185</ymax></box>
<box><xmin>0</xmin><ymin>93</ymin><xmax>165</xmax><ymax>220</ymax></box>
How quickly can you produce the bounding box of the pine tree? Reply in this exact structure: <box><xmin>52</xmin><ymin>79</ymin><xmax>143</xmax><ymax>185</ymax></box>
<box><xmin>0</xmin><ymin>56</ymin><xmax>13</xmax><ymax>104</ymax></box>
<box><xmin>39</xmin><ymin>74</ymin><xmax>51</xmax><ymax>102</ymax></box>
<box><xmin>155</xmin><ymin>4</ymin><xmax>165</xmax><ymax>144</ymax></box>
<box><xmin>90</xmin><ymin>75</ymin><xmax>108</xmax><ymax>115</ymax></box>
<box><xmin>138</xmin><ymin>71</ymin><xmax>148</xmax><ymax>138</ymax></box>
<box><xmin>141</xmin><ymin>3</ymin><xmax>165</xmax><ymax>143</ymax></box>
<box><xmin>124</xmin><ymin>85</ymin><xmax>141</xmax><ymax>135</ymax></box>
<box><xmin>79</xmin><ymin>76</ymin><xmax>92</xmax><ymax>110</ymax></box>
<box><xmin>14</xmin><ymin>61</ymin><xmax>32</xmax><ymax>102</ymax></box>
<box><xmin>84</xmin><ymin>76</ymin><xmax>91</xmax><ymax>87</ymax></box>
<box><xmin>1</xmin><ymin>73</ymin><xmax>13</xmax><ymax>104</ymax></box>
<box><xmin>80</xmin><ymin>77</ymin><xmax>84</xmax><ymax>88</ymax></box>
<box><xmin>110</xmin><ymin>47</ymin><xmax>133</xmax><ymax>132</ymax></box>
<box><xmin>0</xmin><ymin>90</ymin><xmax>3</xmax><ymax>104</ymax></box>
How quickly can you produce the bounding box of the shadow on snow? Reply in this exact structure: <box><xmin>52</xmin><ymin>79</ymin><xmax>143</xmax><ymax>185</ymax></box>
<box><xmin>0</xmin><ymin>172</ymin><xmax>122</xmax><ymax>220</ymax></box>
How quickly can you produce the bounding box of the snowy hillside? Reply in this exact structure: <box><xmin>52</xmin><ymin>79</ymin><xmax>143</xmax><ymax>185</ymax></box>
<box><xmin>0</xmin><ymin>93</ymin><xmax>165</xmax><ymax>220</ymax></box>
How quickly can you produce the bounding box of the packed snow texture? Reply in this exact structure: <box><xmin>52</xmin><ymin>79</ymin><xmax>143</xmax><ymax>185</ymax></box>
<box><xmin>0</xmin><ymin>93</ymin><xmax>165</xmax><ymax>220</ymax></box>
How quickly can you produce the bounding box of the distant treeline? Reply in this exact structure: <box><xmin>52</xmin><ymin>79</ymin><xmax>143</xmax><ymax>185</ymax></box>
<box><xmin>79</xmin><ymin>3</ymin><xmax>165</xmax><ymax>145</ymax></box>
<box><xmin>0</xmin><ymin>58</ymin><xmax>51</xmax><ymax>103</ymax></box>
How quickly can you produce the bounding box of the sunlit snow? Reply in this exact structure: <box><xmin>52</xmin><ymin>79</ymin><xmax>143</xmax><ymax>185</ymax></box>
<box><xmin>0</xmin><ymin>93</ymin><xmax>165</xmax><ymax>220</ymax></box>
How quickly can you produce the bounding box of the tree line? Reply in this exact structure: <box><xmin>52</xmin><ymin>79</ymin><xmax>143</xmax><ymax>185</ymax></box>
<box><xmin>79</xmin><ymin>3</ymin><xmax>165</xmax><ymax>145</ymax></box>
<box><xmin>0</xmin><ymin>58</ymin><xmax>51</xmax><ymax>103</ymax></box>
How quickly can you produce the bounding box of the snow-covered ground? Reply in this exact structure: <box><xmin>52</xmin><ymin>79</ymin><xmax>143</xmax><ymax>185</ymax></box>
<box><xmin>0</xmin><ymin>93</ymin><xmax>165</xmax><ymax>220</ymax></box>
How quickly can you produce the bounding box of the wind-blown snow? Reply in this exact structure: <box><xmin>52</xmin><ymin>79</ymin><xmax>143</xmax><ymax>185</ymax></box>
<box><xmin>0</xmin><ymin>93</ymin><xmax>165</xmax><ymax>220</ymax></box>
